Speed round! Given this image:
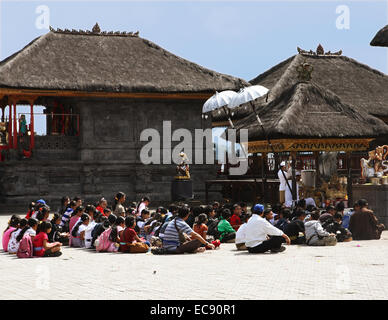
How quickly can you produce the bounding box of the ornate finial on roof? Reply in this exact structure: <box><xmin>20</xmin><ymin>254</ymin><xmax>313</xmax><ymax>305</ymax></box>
<box><xmin>296</xmin><ymin>60</ymin><xmax>313</xmax><ymax>82</ymax></box>
<box><xmin>316</xmin><ymin>44</ymin><xmax>324</xmax><ymax>55</ymax></box>
<box><xmin>297</xmin><ymin>46</ymin><xmax>342</xmax><ymax>56</ymax></box>
<box><xmin>92</xmin><ymin>23</ymin><xmax>101</xmax><ymax>34</ymax></box>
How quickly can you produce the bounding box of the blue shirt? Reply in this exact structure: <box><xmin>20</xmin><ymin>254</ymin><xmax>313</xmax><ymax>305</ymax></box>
<box><xmin>162</xmin><ymin>217</ymin><xmax>193</xmax><ymax>250</ymax></box>
<box><xmin>342</xmin><ymin>210</ymin><xmax>354</xmax><ymax>229</ymax></box>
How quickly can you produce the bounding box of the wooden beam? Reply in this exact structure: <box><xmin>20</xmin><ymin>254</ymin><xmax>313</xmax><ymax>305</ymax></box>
<box><xmin>0</xmin><ymin>88</ymin><xmax>212</xmax><ymax>100</ymax></box>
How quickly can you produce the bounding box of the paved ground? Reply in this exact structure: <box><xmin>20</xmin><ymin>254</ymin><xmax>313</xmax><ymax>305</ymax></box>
<box><xmin>1</xmin><ymin>214</ymin><xmax>388</xmax><ymax>300</ymax></box>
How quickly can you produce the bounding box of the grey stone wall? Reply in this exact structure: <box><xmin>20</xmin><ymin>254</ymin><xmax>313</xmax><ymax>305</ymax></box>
<box><xmin>0</xmin><ymin>97</ymin><xmax>222</xmax><ymax>211</ymax></box>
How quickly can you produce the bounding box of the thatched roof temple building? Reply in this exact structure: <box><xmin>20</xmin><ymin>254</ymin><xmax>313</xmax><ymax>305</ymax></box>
<box><xmin>0</xmin><ymin>23</ymin><xmax>248</xmax><ymax>209</ymax></box>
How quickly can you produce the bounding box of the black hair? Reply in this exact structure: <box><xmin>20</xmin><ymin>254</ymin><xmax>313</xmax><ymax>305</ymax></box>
<box><xmin>156</xmin><ymin>207</ymin><xmax>168</xmax><ymax>215</ymax></box>
<box><xmin>108</xmin><ymin>213</ymin><xmax>117</xmax><ymax>225</ymax></box>
<box><xmin>104</xmin><ymin>208</ymin><xmax>112</xmax><ymax>215</ymax></box>
<box><xmin>51</xmin><ymin>213</ymin><xmax>61</xmax><ymax>224</ymax></box>
<box><xmin>74</xmin><ymin>206</ymin><xmax>85</xmax><ymax>214</ymax></box>
<box><xmin>17</xmin><ymin>218</ymin><xmax>38</xmax><ymax>241</ymax></box>
<box><xmin>310</xmin><ymin>211</ymin><xmax>320</xmax><ymax>221</ymax></box>
<box><xmin>112</xmin><ymin>192</ymin><xmax>126</xmax><ymax>212</ymax></box>
<box><xmin>85</xmin><ymin>205</ymin><xmax>96</xmax><ymax>214</ymax></box>
<box><xmin>357</xmin><ymin>199</ymin><xmax>368</xmax><ymax>208</ymax></box>
<box><xmin>221</xmin><ymin>208</ymin><xmax>231</xmax><ymax>220</ymax></box>
<box><xmin>61</xmin><ymin>196</ymin><xmax>70</xmax><ymax>206</ymax></box>
<box><xmin>141</xmin><ymin>209</ymin><xmax>150</xmax><ymax>216</ymax></box>
<box><xmin>38</xmin><ymin>221</ymin><xmax>52</xmax><ymax>234</ymax></box>
<box><xmin>10</xmin><ymin>218</ymin><xmax>28</xmax><ymax>236</ymax></box>
<box><xmin>4</xmin><ymin>215</ymin><xmax>21</xmax><ymax>233</ymax></box>
<box><xmin>326</xmin><ymin>205</ymin><xmax>335</xmax><ymax>211</ymax></box>
<box><xmin>241</xmin><ymin>213</ymin><xmax>250</xmax><ymax>223</ymax></box>
<box><xmin>306</xmin><ymin>205</ymin><xmax>316</xmax><ymax>212</ymax></box>
<box><xmin>203</xmin><ymin>205</ymin><xmax>214</xmax><ymax>215</ymax></box>
<box><xmin>168</xmin><ymin>204</ymin><xmax>179</xmax><ymax>214</ymax></box>
<box><xmin>232</xmin><ymin>204</ymin><xmax>241</xmax><ymax>212</ymax></box>
<box><xmin>297</xmin><ymin>199</ymin><xmax>306</xmax><ymax>208</ymax></box>
<box><xmin>295</xmin><ymin>208</ymin><xmax>306</xmax><ymax>218</ymax></box>
<box><xmin>73</xmin><ymin>196</ymin><xmax>82</xmax><ymax>202</ymax></box>
<box><xmin>178</xmin><ymin>206</ymin><xmax>190</xmax><ymax>219</ymax></box>
<box><xmin>334</xmin><ymin>213</ymin><xmax>343</xmax><ymax>221</ymax></box>
<box><xmin>69</xmin><ymin>200</ymin><xmax>77</xmax><ymax>208</ymax></box>
<box><xmin>195</xmin><ymin>213</ymin><xmax>208</xmax><ymax>225</ymax></box>
<box><xmin>239</xmin><ymin>202</ymin><xmax>247</xmax><ymax>208</ymax></box>
<box><xmin>36</xmin><ymin>206</ymin><xmax>50</xmax><ymax>221</ymax></box>
<box><xmin>192</xmin><ymin>206</ymin><xmax>203</xmax><ymax>218</ymax></box>
<box><xmin>125</xmin><ymin>216</ymin><xmax>136</xmax><ymax>228</ymax></box>
<box><xmin>71</xmin><ymin>213</ymin><xmax>90</xmax><ymax>237</ymax></box>
<box><xmin>271</xmin><ymin>203</ymin><xmax>283</xmax><ymax>214</ymax></box>
<box><xmin>335</xmin><ymin>201</ymin><xmax>345</xmax><ymax>212</ymax></box>
<box><xmin>281</xmin><ymin>208</ymin><xmax>291</xmax><ymax>219</ymax></box>
<box><xmin>109</xmin><ymin>216</ymin><xmax>125</xmax><ymax>242</ymax></box>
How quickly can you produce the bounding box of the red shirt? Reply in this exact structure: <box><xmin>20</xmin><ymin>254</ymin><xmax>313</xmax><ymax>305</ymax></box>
<box><xmin>229</xmin><ymin>214</ymin><xmax>241</xmax><ymax>231</ymax></box>
<box><xmin>96</xmin><ymin>206</ymin><xmax>104</xmax><ymax>215</ymax></box>
<box><xmin>193</xmin><ymin>224</ymin><xmax>208</xmax><ymax>239</ymax></box>
<box><xmin>33</xmin><ymin>232</ymin><xmax>48</xmax><ymax>257</ymax></box>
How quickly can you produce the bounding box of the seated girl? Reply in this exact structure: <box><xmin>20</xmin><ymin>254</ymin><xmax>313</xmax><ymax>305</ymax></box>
<box><xmin>33</xmin><ymin>221</ymin><xmax>62</xmax><ymax>257</ymax></box>
<box><xmin>119</xmin><ymin>216</ymin><xmax>149</xmax><ymax>253</ymax></box>
<box><xmin>16</xmin><ymin>218</ymin><xmax>38</xmax><ymax>244</ymax></box>
<box><xmin>8</xmin><ymin>218</ymin><xmax>28</xmax><ymax>254</ymax></box>
<box><xmin>2</xmin><ymin>215</ymin><xmax>21</xmax><ymax>252</ymax></box>
<box><xmin>95</xmin><ymin>216</ymin><xmax>124</xmax><ymax>252</ymax></box>
<box><xmin>217</xmin><ymin>209</ymin><xmax>236</xmax><ymax>243</ymax></box>
<box><xmin>70</xmin><ymin>214</ymin><xmax>90</xmax><ymax>248</ymax></box>
<box><xmin>193</xmin><ymin>213</ymin><xmax>220</xmax><ymax>249</ymax></box>
<box><xmin>49</xmin><ymin>213</ymin><xmax>70</xmax><ymax>245</ymax></box>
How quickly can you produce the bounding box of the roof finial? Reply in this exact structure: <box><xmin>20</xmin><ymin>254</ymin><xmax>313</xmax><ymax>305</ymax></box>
<box><xmin>316</xmin><ymin>44</ymin><xmax>324</xmax><ymax>55</ymax></box>
<box><xmin>296</xmin><ymin>60</ymin><xmax>313</xmax><ymax>82</ymax></box>
<box><xmin>92</xmin><ymin>23</ymin><xmax>101</xmax><ymax>34</ymax></box>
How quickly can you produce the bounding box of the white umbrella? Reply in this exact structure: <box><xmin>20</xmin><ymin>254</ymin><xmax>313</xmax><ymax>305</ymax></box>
<box><xmin>228</xmin><ymin>85</ymin><xmax>269</xmax><ymax>109</ymax></box>
<box><xmin>202</xmin><ymin>90</ymin><xmax>237</xmax><ymax>128</ymax></box>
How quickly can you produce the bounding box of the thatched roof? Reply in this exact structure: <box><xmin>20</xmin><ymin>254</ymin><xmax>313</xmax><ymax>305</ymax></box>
<box><xmin>371</xmin><ymin>25</ymin><xmax>388</xmax><ymax>47</ymax></box>
<box><xmin>212</xmin><ymin>48</ymin><xmax>388</xmax><ymax>122</ymax></box>
<box><xmin>233</xmin><ymin>81</ymin><xmax>388</xmax><ymax>142</ymax></box>
<box><xmin>0</xmin><ymin>24</ymin><xmax>248</xmax><ymax>94</ymax></box>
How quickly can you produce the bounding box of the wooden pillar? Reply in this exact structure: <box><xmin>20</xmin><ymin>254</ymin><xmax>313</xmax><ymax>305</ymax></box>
<box><xmin>291</xmin><ymin>151</ymin><xmax>297</xmax><ymax>203</ymax></box>
<box><xmin>13</xmin><ymin>103</ymin><xmax>17</xmax><ymax>149</ymax></box>
<box><xmin>346</xmin><ymin>152</ymin><xmax>353</xmax><ymax>207</ymax></box>
<box><xmin>314</xmin><ymin>151</ymin><xmax>320</xmax><ymax>188</ymax></box>
<box><xmin>1</xmin><ymin>106</ymin><xmax>4</xmax><ymax>122</ymax></box>
<box><xmin>261</xmin><ymin>152</ymin><xmax>267</xmax><ymax>203</ymax></box>
<box><xmin>8</xmin><ymin>105</ymin><xmax>12</xmax><ymax>148</ymax></box>
<box><xmin>225</xmin><ymin>129</ymin><xmax>229</xmax><ymax>176</ymax></box>
<box><xmin>30</xmin><ymin>103</ymin><xmax>34</xmax><ymax>149</ymax></box>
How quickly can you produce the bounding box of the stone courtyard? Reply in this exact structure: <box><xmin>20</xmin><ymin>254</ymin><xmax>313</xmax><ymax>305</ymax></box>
<box><xmin>0</xmin><ymin>214</ymin><xmax>387</xmax><ymax>300</ymax></box>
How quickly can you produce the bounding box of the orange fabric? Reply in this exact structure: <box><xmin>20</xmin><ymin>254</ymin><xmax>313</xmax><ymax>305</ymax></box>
<box><xmin>193</xmin><ymin>224</ymin><xmax>208</xmax><ymax>239</ymax></box>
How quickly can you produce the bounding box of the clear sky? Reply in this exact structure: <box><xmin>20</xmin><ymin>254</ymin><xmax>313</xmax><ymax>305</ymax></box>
<box><xmin>1</xmin><ymin>0</ymin><xmax>387</xmax><ymax>140</ymax></box>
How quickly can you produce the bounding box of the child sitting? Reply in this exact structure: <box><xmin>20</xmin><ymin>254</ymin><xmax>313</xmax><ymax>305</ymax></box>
<box><xmin>60</xmin><ymin>200</ymin><xmax>77</xmax><ymax>232</ymax></box>
<box><xmin>119</xmin><ymin>216</ymin><xmax>149</xmax><ymax>253</ymax></box>
<box><xmin>136</xmin><ymin>209</ymin><xmax>150</xmax><ymax>239</ymax></box>
<box><xmin>193</xmin><ymin>213</ymin><xmax>220</xmax><ymax>249</ymax></box>
<box><xmin>305</xmin><ymin>211</ymin><xmax>337</xmax><ymax>246</ymax></box>
<box><xmin>70</xmin><ymin>214</ymin><xmax>90</xmax><ymax>248</ymax></box>
<box><xmin>217</xmin><ymin>208</ymin><xmax>236</xmax><ymax>243</ymax></box>
<box><xmin>8</xmin><ymin>218</ymin><xmax>28</xmax><ymax>254</ymax></box>
<box><xmin>16</xmin><ymin>218</ymin><xmax>38</xmax><ymax>243</ymax></box>
<box><xmin>48</xmin><ymin>213</ymin><xmax>69</xmax><ymax>245</ymax></box>
<box><xmin>2</xmin><ymin>215</ymin><xmax>21</xmax><ymax>251</ymax></box>
<box><xmin>33</xmin><ymin>221</ymin><xmax>62</xmax><ymax>257</ymax></box>
<box><xmin>323</xmin><ymin>213</ymin><xmax>352</xmax><ymax>242</ymax></box>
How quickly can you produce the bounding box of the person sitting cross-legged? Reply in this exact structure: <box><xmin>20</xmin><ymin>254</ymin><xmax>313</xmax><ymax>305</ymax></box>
<box><xmin>284</xmin><ymin>209</ymin><xmax>306</xmax><ymax>244</ymax></box>
<box><xmin>305</xmin><ymin>211</ymin><xmax>337</xmax><ymax>246</ymax></box>
<box><xmin>245</xmin><ymin>204</ymin><xmax>290</xmax><ymax>254</ymax></box>
<box><xmin>161</xmin><ymin>206</ymin><xmax>215</xmax><ymax>254</ymax></box>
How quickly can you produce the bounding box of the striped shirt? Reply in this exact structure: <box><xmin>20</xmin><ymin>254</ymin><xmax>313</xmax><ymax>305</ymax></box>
<box><xmin>162</xmin><ymin>217</ymin><xmax>193</xmax><ymax>250</ymax></box>
<box><xmin>60</xmin><ymin>208</ymin><xmax>73</xmax><ymax>227</ymax></box>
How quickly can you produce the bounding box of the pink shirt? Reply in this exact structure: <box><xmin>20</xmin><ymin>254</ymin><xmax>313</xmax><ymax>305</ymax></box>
<box><xmin>2</xmin><ymin>227</ymin><xmax>16</xmax><ymax>252</ymax></box>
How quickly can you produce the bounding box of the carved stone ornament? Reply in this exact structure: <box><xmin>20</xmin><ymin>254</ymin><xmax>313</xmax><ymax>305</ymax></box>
<box><xmin>49</xmin><ymin>23</ymin><xmax>139</xmax><ymax>37</ymax></box>
<box><xmin>297</xmin><ymin>45</ymin><xmax>342</xmax><ymax>56</ymax></box>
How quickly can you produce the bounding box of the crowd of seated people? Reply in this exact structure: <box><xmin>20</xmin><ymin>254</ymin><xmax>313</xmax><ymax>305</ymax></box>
<box><xmin>1</xmin><ymin>195</ymin><xmax>385</xmax><ymax>258</ymax></box>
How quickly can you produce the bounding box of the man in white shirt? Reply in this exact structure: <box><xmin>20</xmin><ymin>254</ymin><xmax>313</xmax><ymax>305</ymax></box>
<box><xmin>278</xmin><ymin>161</ymin><xmax>287</xmax><ymax>205</ymax></box>
<box><xmin>245</xmin><ymin>204</ymin><xmax>290</xmax><ymax>253</ymax></box>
